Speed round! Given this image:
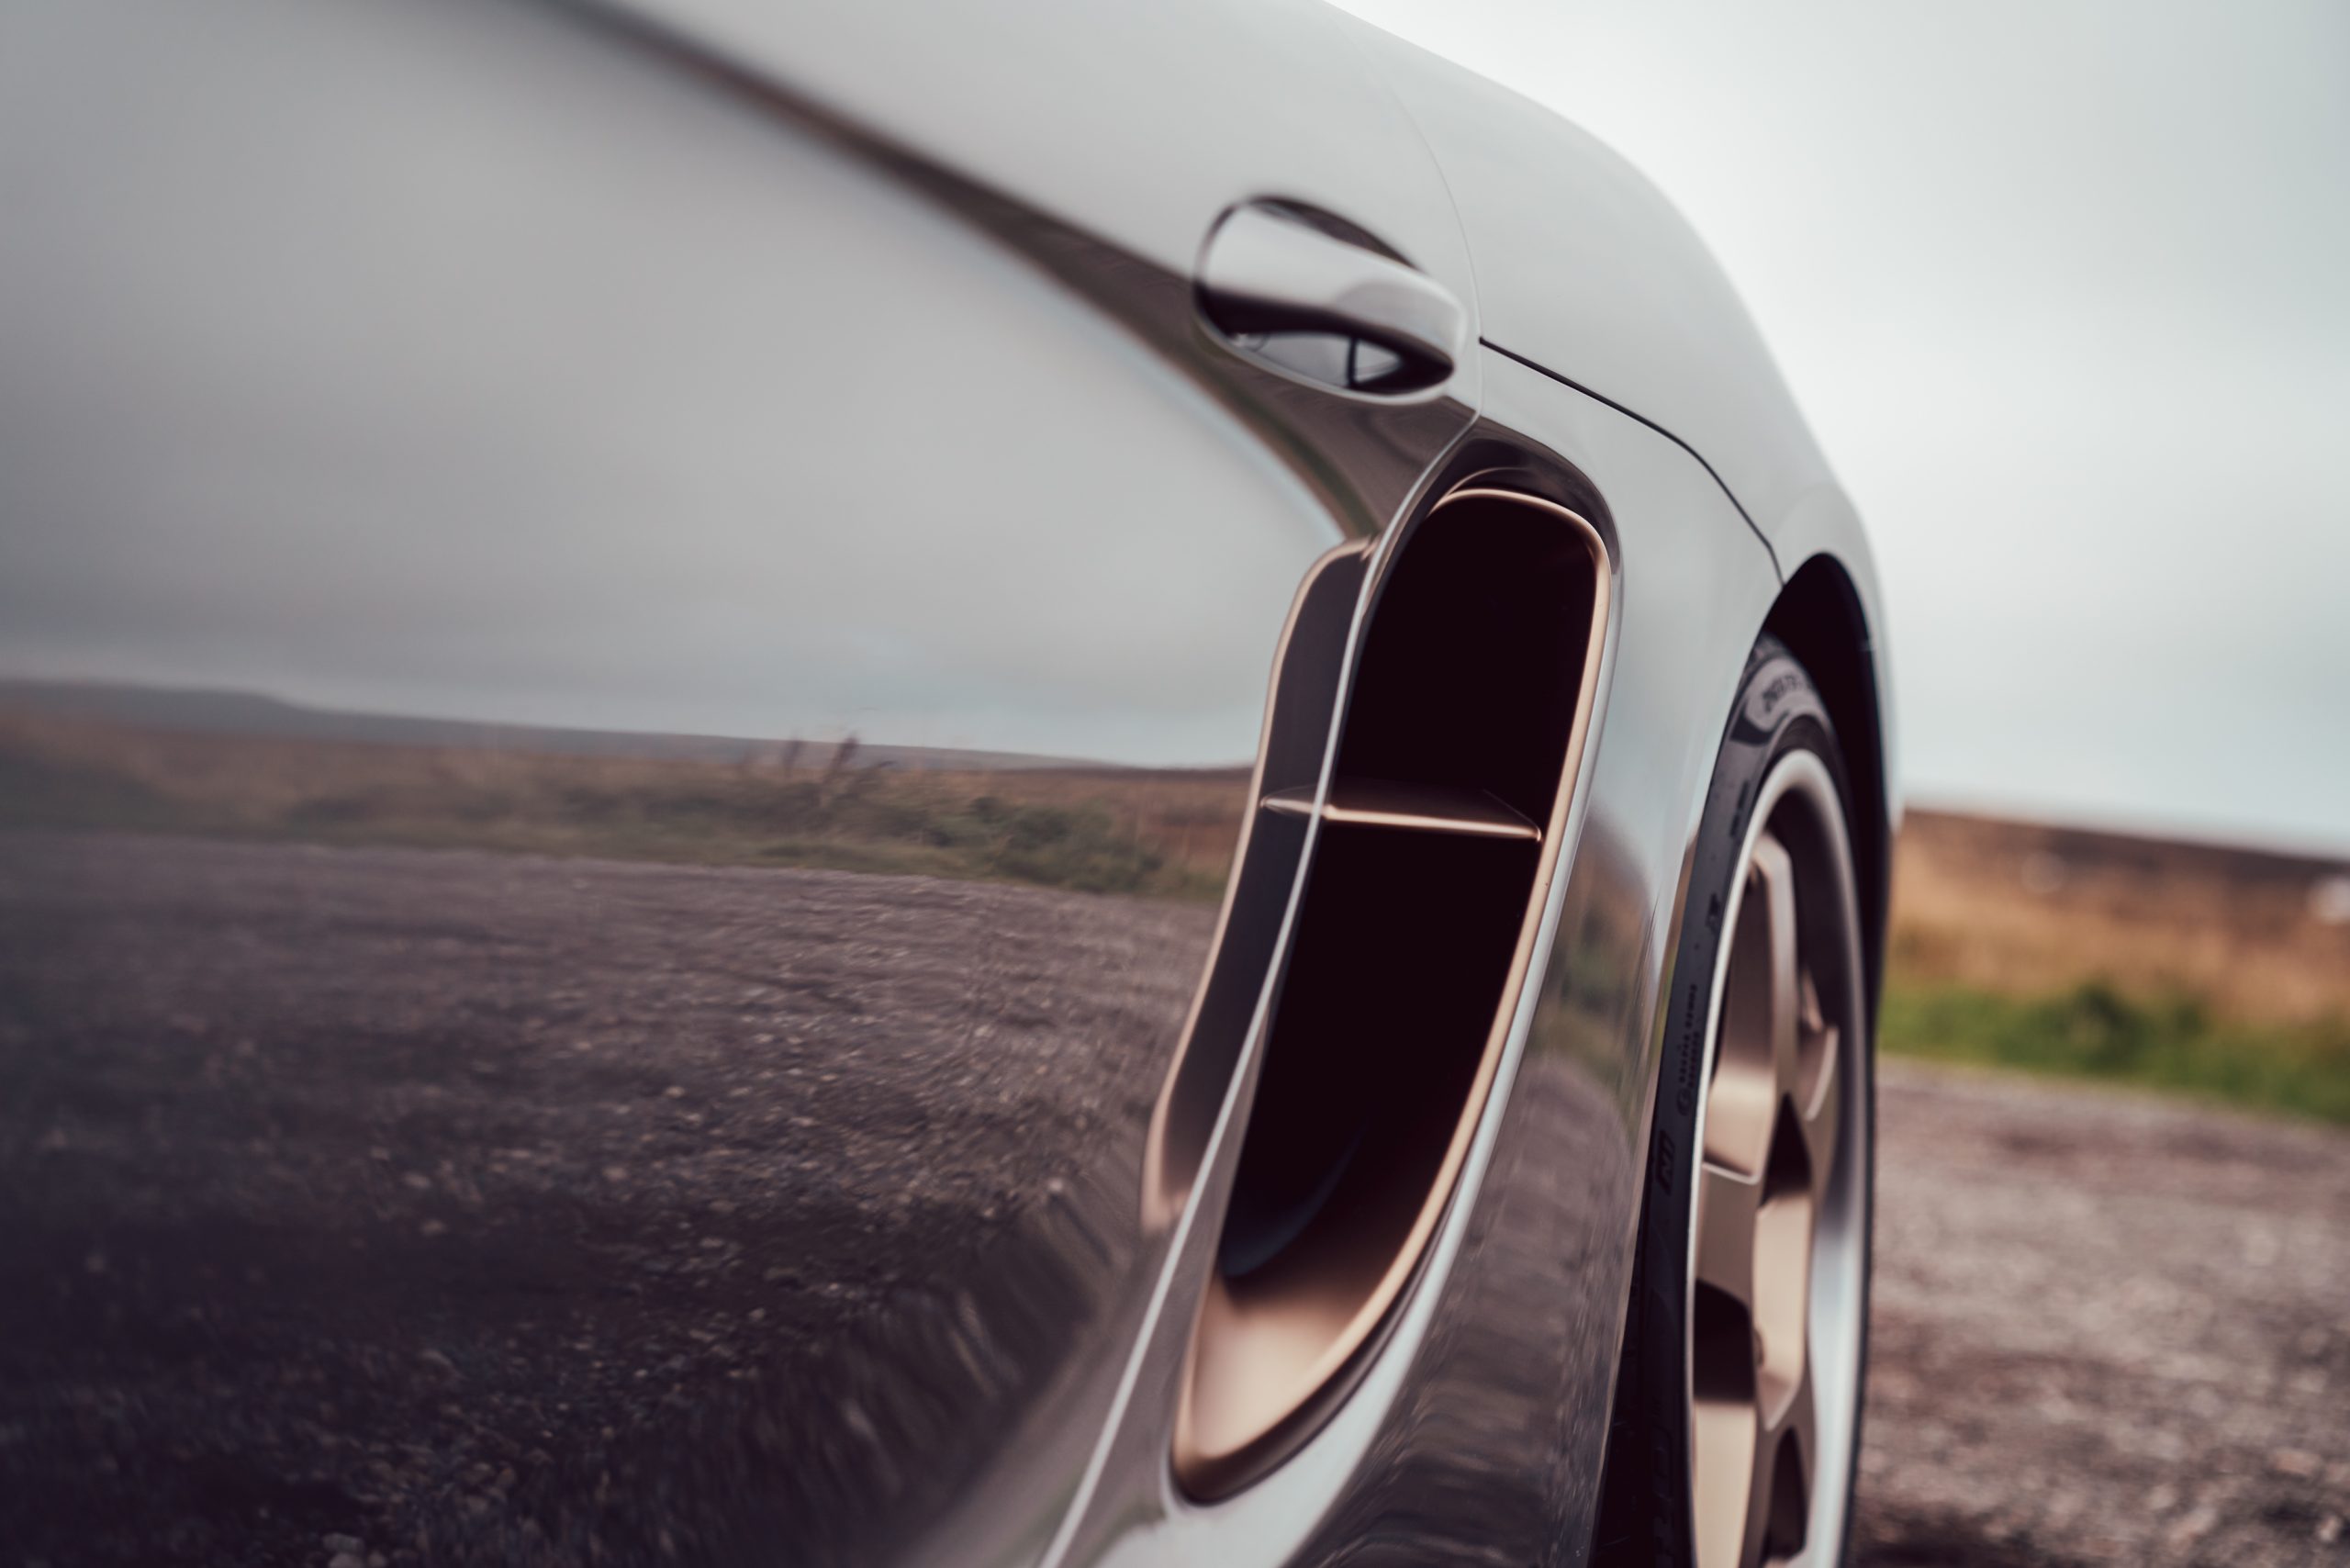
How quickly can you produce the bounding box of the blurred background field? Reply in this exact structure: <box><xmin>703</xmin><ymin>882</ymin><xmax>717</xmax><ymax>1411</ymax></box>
<box><xmin>1885</xmin><ymin>811</ymin><xmax>2350</xmax><ymax>1124</ymax></box>
<box><xmin>5</xmin><ymin>681</ymin><xmax>2345</xmax><ymax>1126</ymax></box>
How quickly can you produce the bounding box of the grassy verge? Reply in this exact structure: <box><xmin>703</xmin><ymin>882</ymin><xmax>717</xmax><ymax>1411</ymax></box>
<box><xmin>1879</xmin><ymin>979</ymin><xmax>2350</xmax><ymax>1126</ymax></box>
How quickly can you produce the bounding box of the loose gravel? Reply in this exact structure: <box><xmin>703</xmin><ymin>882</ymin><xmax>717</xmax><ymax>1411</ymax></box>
<box><xmin>1857</xmin><ymin>1063</ymin><xmax>2350</xmax><ymax>1567</ymax></box>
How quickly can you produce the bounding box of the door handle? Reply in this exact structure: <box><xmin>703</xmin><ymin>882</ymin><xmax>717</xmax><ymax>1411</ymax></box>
<box><xmin>1197</xmin><ymin>203</ymin><xmax>1466</xmax><ymax>395</ymax></box>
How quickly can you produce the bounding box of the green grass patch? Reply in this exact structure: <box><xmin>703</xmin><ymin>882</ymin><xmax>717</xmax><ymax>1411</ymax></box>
<box><xmin>1880</xmin><ymin>979</ymin><xmax>2350</xmax><ymax>1126</ymax></box>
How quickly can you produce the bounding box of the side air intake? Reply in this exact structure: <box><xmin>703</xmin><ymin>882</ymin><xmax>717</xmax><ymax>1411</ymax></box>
<box><xmin>1172</xmin><ymin>487</ymin><xmax>1611</xmax><ymax>1497</ymax></box>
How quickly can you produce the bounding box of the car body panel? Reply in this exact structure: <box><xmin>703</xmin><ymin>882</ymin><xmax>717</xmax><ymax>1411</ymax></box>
<box><xmin>0</xmin><ymin>2</ymin><xmax>1472</xmax><ymax>1562</ymax></box>
<box><xmin>1334</xmin><ymin>18</ymin><xmax>1829</xmax><ymax>547</ymax></box>
<box><xmin>0</xmin><ymin>3</ymin><xmax>1880</xmax><ymax>1565</ymax></box>
<box><xmin>618</xmin><ymin>0</ymin><xmax>1479</xmax><ymax>291</ymax></box>
<box><xmin>611</xmin><ymin>0</ymin><xmax>1486</xmax><ymax>534</ymax></box>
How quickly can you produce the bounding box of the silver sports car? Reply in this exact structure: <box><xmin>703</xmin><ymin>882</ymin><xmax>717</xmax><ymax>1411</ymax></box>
<box><xmin>0</xmin><ymin>2</ymin><xmax>1894</xmax><ymax>1565</ymax></box>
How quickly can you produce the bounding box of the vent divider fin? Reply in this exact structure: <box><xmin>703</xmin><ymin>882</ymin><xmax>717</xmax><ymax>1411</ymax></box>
<box><xmin>1259</xmin><ymin>777</ymin><xmax>1542</xmax><ymax>843</ymax></box>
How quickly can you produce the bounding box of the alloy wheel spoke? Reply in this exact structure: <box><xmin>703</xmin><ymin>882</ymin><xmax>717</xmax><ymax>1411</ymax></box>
<box><xmin>1693</xmin><ymin>1387</ymin><xmax>1761</xmax><ymax>1568</ymax></box>
<box><xmin>1695</xmin><ymin>1160</ymin><xmax>1762</xmax><ymax>1308</ymax></box>
<box><xmin>1798</xmin><ymin>1031</ymin><xmax>1841</xmax><ymax>1211</ymax></box>
<box><xmin>1750</xmin><ymin>834</ymin><xmax>1803</xmax><ymax>1107</ymax></box>
<box><xmin>1756</xmin><ymin>1366</ymin><xmax>1817</xmax><ymax>1566</ymax></box>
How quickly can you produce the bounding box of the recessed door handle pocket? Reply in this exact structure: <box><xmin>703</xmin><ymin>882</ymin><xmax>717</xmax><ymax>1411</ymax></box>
<box><xmin>1197</xmin><ymin>202</ymin><xmax>1467</xmax><ymax>395</ymax></box>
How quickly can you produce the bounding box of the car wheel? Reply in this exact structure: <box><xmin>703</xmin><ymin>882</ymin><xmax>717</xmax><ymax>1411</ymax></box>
<box><xmin>1596</xmin><ymin>634</ymin><xmax>1874</xmax><ymax>1568</ymax></box>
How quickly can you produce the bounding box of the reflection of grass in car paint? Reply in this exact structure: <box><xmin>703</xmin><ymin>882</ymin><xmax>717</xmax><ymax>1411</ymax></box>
<box><xmin>751</xmin><ymin>797</ymin><xmax>1180</xmax><ymax>894</ymax></box>
<box><xmin>0</xmin><ymin>709</ymin><xmax>1241</xmax><ymax>900</ymax></box>
<box><xmin>1879</xmin><ymin>979</ymin><xmax>2350</xmax><ymax>1126</ymax></box>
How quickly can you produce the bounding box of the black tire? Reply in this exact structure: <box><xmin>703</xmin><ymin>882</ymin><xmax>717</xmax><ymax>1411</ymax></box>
<box><xmin>1592</xmin><ymin>634</ymin><xmax>1875</xmax><ymax>1568</ymax></box>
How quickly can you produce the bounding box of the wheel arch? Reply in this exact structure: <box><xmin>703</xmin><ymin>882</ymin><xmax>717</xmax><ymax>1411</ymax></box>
<box><xmin>1762</xmin><ymin>551</ymin><xmax>1893</xmax><ymax>1012</ymax></box>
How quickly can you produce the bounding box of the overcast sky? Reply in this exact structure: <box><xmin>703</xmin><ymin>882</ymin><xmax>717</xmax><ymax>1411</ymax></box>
<box><xmin>1335</xmin><ymin>0</ymin><xmax>2350</xmax><ymax>855</ymax></box>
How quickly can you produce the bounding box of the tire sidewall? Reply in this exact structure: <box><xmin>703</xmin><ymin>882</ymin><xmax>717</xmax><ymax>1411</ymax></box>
<box><xmin>1622</xmin><ymin>635</ymin><xmax>1873</xmax><ymax>1568</ymax></box>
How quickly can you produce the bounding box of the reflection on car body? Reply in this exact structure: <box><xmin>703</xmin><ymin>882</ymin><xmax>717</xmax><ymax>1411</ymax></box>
<box><xmin>0</xmin><ymin>1</ymin><xmax>1892</xmax><ymax>1564</ymax></box>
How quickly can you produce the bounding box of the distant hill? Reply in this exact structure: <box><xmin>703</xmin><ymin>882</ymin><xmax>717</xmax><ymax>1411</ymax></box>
<box><xmin>1894</xmin><ymin>806</ymin><xmax>2350</xmax><ymax>1025</ymax></box>
<box><xmin>0</xmin><ymin>678</ymin><xmax>1109</xmax><ymax>774</ymax></box>
<box><xmin>1905</xmin><ymin>805</ymin><xmax>2350</xmax><ymax>891</ymax></box>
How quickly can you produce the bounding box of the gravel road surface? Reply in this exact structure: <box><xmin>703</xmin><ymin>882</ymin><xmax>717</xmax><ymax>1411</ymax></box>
<box><xmin>1857</xmin><ymin>1064</ymin><xmax>2350</xmax><ymax>1567</ymax></box>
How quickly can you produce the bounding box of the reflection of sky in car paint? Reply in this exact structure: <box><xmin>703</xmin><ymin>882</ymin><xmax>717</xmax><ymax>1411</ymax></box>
<box><xmin>0</xmin><ymin>1</ymin><xmax>1334</xmax><ymax>770</ymax></box>
<box><xmin>1341</xmin><ymin>0</ymin><xmax>2350</xmax><ymax>854</ymax></box>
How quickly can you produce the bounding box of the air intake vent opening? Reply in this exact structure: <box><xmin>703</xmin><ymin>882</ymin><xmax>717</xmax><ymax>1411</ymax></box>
<box><xmin>1174</xmin><ymin>488</ymin><xmax>1609</xmax><ymax>1499</ymax></box>
<box><xmin>1332</xmin><ymin>492</ymin><xmax>1600</xmax><ymax>825</ymax></box>
<box><xmin>1215</xmin><ymin>827</ymin><xmax>1535</xmax><ymax>1282</ymax></box>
